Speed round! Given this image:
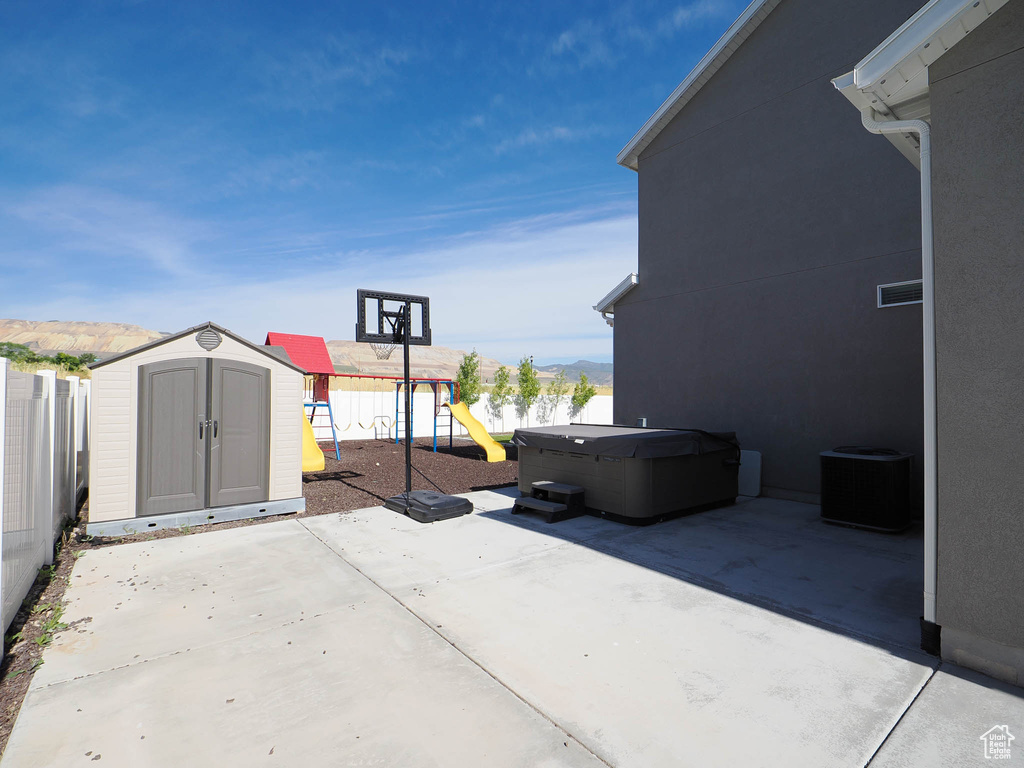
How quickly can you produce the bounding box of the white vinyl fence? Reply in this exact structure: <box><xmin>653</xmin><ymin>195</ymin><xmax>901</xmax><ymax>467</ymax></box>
<box><xmin>0</xmin><ymin>359</ymin><xmax>90</xmax><ymax>640</ymax></box>
<box><xmin>309</xmin><ymin>389</ymin><xmax>613</xmax><ymax>443</ymax></box>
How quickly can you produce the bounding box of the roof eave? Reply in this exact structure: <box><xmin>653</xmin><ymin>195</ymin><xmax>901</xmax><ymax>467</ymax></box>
<box><xmin>593</xmin><ymin>273</ymin><xmax>639</xmax><ymax>314</ymax></box>
<box><xmin>853</xmin><ymin>0</ymin><xmax>1009</xmax><ymax>94</ymax></box>
<box><xmin>831</xmin><ymin>0</ymin><xmax>1009</xmax><ymax>170</ymax></box>
<box><xmin>832</xmin><ymin>73</ymin><xmax>924</xmax><ymax>169</ymax></box>
<box><xmin>89</xmin><ymin>321</ymin><xmax>307</xmax><ymax>374</ymax></box>
<box><xmin>616</xmin><ymin>0</ymin><xmax>782</xmax><ymax>172</ymax></box>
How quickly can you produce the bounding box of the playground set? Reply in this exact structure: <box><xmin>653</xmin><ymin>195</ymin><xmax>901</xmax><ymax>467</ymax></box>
<box><xmin>266</xmin><ymin>289</ymin><xmax>506</xmax><ymax>520</ymax></box>
<box><xmin>264</xmin><ymin>337</ymin><xmax>500</xmax><ymax>463</ymax></box>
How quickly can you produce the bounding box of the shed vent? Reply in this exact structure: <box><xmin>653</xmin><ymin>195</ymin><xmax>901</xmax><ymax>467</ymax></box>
<box><xmin>196</xmin><ymin>328</ymin><xmax>222</xmax><ymax>350</ymax></box>
<box><xmin>878</xmin><ymin>280</ymin><xmax>923</xmax><ymax>308</ymax></box>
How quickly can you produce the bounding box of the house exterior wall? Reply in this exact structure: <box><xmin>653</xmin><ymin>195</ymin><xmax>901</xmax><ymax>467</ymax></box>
<box><xmin>89</xmin><ymin>332</ymin><xmax>303</xmax><ymax>524</ymax></box>
<box><xmin>615</xmin><ymin>0</ymin><xmax>926</xmax><ymax>500</ymax></box>
<box><xmin>929</xmin><ymin>0</ymin><xmax>1024</xmax><ymax>681</ymax></box>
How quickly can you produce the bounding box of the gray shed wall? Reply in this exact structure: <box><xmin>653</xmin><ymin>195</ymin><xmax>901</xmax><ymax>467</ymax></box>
<box><xmin>929</xmin><ymin>0</ymin><xmax>1024</xmax><ymax>670</ymax></box>
<box><xmin>615</xmin><ymin>0</ymin><xmax>926</xmax><ymax>499</ymax></box>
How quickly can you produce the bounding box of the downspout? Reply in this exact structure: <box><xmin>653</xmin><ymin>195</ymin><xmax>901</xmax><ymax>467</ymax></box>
<box><xmin>860</xmin><ymin>107</ymin><xmax>938</xmax><ymax>630</ymax></box>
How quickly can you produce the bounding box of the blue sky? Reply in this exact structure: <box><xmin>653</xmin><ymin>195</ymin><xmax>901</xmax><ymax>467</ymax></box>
<box><xmin>0</xmin><ymin>0</ymin><xmax>747</xmax><ymax>364</ymax></box>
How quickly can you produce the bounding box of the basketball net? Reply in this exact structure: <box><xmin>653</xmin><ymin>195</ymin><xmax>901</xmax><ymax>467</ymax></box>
<box><xmin>369</xmin><ymin>342</ymin><xmax>396</xmax><ymax>360</ymax></box>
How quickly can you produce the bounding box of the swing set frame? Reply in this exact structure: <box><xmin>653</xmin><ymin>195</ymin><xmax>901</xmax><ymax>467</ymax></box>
<box><xmin>305</xmin><ymin>373</ymin><xmax>461</xmax><ymax>454</ymax></box>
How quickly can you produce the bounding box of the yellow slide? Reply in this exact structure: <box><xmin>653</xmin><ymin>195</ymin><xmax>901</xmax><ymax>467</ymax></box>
<box><xmin>301</xmin><ymin>411</ymin><xmax>325</xmax><ymax>471</ymax></box>
<box><xmin>445</xmin><ymin>401</ymin><xmax>506</xmax><ymax>462</ymax></box>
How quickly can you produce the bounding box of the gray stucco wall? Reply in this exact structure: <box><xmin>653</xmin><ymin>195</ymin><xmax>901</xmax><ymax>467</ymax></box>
<box><xmin>615</xmin><ymin>0</ymin><xmax>925</xmax><ymax>499</ymax></box>
<box><xmin>930</xmin><ymin>0</ymin><xmax>1024</xmax><ymax>658</ymax></box>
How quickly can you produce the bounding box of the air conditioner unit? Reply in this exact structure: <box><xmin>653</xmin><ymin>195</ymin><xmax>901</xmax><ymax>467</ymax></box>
<box><xmin>820</xmin><ymin>447</ymin><xmax>912</xmax><ymax>532</ymax></box>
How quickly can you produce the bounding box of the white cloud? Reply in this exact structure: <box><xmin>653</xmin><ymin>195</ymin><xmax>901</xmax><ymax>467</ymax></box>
<box><xmin>4</xmin><ymin>206</ymin><xmax>637</xmax><ymax>363</ymax></box>
<box><xmin>550</xmin><ymin>1</ymin><xmax>733</xmax><ymax>67</ymax></box>
<box><xmin>550</xmin><ymin>19</ymin><xmax>615</xmax><ymax>69</ymax></box>
<box><xmin>494</xmin><ymin>125</ymin><xmax>593</xmax><ymax>154</ymax></box>
<box><xmin>217</xmin><ymin>151</ymin><xmax>328</xmax><ymax>195</ymax></box>
<box><xmin>256</xmin><ymin>35</ymin><xmax>413</xmax><ymax>111</ymax></box>
<box><xmin>6</xmin><ymin>185</ymin><xmax>210</xmax><ymax>279</ymax></box>
<box><xmin>661</xmin><ymin>0</ymin><xmax>730</xmax><ymax>34</ymax></box>
<box><xmin>0</xmin><ymin>43</ymin><xmax>128</xmax><ymax>118</ymax></box>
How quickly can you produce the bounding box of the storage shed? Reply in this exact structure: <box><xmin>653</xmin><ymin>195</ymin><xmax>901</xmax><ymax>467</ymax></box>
<box><xmin>87</xmin><ymin>322</ymin><xmax>306</xmax><ymax>535</ymax></box>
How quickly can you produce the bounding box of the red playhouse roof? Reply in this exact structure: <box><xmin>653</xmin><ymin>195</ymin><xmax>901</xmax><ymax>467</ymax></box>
<box><xmin>264</xmin><ymin>332</ymin><xmax>336</xmax><ymax>375</ymax></box>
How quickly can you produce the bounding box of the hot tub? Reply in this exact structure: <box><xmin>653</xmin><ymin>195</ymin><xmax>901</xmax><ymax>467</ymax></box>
<box><xmin>513</xmin><ymin>425</ymin><xmax>740</xmax><ymax>525</ymax></box>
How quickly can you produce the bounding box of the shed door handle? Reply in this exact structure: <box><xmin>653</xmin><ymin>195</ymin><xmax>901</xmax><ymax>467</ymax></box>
<box><xmin>199</xmin><ymin>420</ymin><xmax>204</xmax><ymax>439</ymax></box>
<box><xmin>213</xmin><ymin>420</ymin><xmax>218</xmax><ymax>438</ymax></box>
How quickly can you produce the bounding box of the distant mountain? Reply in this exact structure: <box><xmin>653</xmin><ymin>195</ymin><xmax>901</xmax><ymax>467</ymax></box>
<box><xmin>0</xmin><ymin>319</ymin><xmax>166</xmax><ymax>357</ymax></box>
<box><xmin>536</xmin><ymin>360</ymin><xmax>613</xmax><ymax>387</ymax></box>
<box><xmin>324</xmin><ymin>340</ymin><xmax>506</xmax><ymax>382</ymax></box>
<box><xmin>0</xmin><ymin>319</ymin><xmax>612</xmax><ymax>388</ymax></box>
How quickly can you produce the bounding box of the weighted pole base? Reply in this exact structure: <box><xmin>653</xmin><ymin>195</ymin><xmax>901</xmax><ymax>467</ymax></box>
<box><xmin>385</xmin><ymin>491</ymin><xmax>473</xmax><ymax>523</ymax></box>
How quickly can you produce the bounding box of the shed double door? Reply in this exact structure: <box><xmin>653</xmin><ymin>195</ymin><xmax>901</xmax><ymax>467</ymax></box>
<box><xmin>137</xmin><ymin>358</ymin><xmax>270</xmax><ymax>517</ymax></box>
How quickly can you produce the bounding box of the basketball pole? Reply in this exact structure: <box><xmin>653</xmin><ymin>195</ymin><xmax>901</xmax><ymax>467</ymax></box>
<box><xmin>403</xmin><ymin>302</ymin><xmax>412</xmax><ymax>499</ymax></box>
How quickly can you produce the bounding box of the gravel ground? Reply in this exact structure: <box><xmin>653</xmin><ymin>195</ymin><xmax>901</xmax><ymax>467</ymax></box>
<box><xmin>304</xmin><ymin>437</ymin><xmax>518</xmax><ymax>513</ymax></box>
<box><xmin>0</xmin><ymin>436</ymin><xmax>518</xmax><ymax>757</ymax></box>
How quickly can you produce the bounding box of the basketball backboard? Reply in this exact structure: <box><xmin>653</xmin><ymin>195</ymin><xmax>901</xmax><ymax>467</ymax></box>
<box><xmin>355</xmin><ymin>289</ymin><xmax>431</xmax><ymax>346</ymax></box>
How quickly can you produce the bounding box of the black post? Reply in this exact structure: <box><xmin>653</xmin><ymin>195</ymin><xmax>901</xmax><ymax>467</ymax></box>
<box><xmin>403</xmin><ymin>303</ymin><xmax>412</xmax><ymax>499</ymax></box>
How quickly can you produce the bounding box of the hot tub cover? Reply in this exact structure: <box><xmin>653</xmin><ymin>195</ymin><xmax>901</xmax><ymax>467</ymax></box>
<box><xmin>512</xmin><ymin>425</ymin><xmax>739</xmax><ymax>459</ymax></box>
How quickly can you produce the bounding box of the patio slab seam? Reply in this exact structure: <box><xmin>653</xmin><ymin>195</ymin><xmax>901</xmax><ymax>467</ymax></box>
<box><xmin>298</xmin><ymin>516</ymin><xmax>617</xmax><ymax>768</ymax></box>
<box><xmin>864</xmin><ymin>664</ymin><xmax>940</xmax><ymax>767</ymax></box>
<box><xmin>29</xmin><ymin>604</ymin><xmax>363</xmax><ymax>690</ymax></box>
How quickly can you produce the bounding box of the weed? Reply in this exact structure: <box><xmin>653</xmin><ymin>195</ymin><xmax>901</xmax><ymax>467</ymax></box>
<box><xmin>30</xmin><ymin>658</ymin><xmax>43</xmax><ymax>671</ymax></box>
<box><xmin>5</xmin><ymin>630</ymin><xmax>22</xmax><ymax>645</ymax></box>
<box><xmin>41</xmin><ymin>604</ymin><xmax>67</xmax><ymax>634</ymax></box>
<box><xmin>5</xmin><ymin>669</ymin><xmax>26</xmax><ymax>680</ymax></box>
<box><xmin>30</xmin><ymin>603</ymin><xmax>54</xmax><ymax>615</ymax></box>
<box><xmin>179</xmin><ymin>523</ymin><xmax>194</xmax><ymax>536</ymax></box>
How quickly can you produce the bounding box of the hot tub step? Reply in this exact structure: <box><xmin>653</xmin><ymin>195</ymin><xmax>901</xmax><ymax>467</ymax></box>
<box><xmin>511</xmin><ymin>496</ymin><xmax>574</xmax><ymax>523</ymax></box>
<box><xmin>529</xmin><ymin>481</ymin><xmax>586</xmax><ymax>521</ymax></box>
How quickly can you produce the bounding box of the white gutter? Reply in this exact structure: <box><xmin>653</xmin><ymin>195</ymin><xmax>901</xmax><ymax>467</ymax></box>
<box><xmin>593</xmin><ymin>273</ymin><xmax>639</xmax><ymax>327</ymax></box>
<box><xmin>860</xmin><ymin>107</ymin><xmax>937</xmax><ymax>624</ymax></box>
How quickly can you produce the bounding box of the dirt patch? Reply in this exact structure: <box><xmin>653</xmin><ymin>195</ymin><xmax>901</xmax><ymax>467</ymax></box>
<box><xmin>303</xmin><ymin>437</ymin><xmax>518</xmax><ymax>514</ymax></box>
<box><xmin>0</xmin><ymin>437</ymin><xmax>517</xmax><ymax>756</ymax></box>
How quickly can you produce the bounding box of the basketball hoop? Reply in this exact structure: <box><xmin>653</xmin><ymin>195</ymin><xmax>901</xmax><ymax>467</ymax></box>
<box><xmin>369</xmin><ymin>342</ymin><xmax>396</xmax><ymax>360</ymax></box>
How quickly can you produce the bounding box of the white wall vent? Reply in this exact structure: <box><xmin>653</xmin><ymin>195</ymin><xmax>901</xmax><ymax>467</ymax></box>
<box><xmin>878</xmin><ymin>280</ymin><xmax>923</xmax><ymax>307</ymax></box>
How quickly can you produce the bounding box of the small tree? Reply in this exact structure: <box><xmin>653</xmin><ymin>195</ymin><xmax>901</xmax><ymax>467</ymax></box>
<box><xmin>515</xmin><ymin>356</ymin><xmax>540</xmax><ymax>426</ymax></box>
<box><xmin>545</xmin><ymin>370</ymin><xmax>570</xmax><ymax>425</ymax></box>
<box><xmin>570</xmin><ymin>372</ymin><xmax>597</xmax><ymax>420</ymax></box>
<box><xmin>0</xmin><ymin>342</ymin><xmax>33</xmax><ymax>362</ymax></box>
<box><xmin>54</xmin><ymin>352</ymin><xmax>82</xmax><ymax>370</ymax></box>
<box><xmin>456</xmin><ymin>349</ymin><xmax>483</xmax><ymax>406</ymax></box>
<box><xmin>77</xmin><ymin>352</ymin><xmax>98</xmax><ymax>366</ymax></box>
<box><xmin>488</xmin><ymin>365</ymin><xmax>513</xmax><ymax>432</ymax></box>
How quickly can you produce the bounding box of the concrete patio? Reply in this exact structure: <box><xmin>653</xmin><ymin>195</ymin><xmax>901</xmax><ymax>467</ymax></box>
<box><xmin>4</xmin><ymin>490</ymin><xmax>1022</xmax><ymax>767</ymax></box>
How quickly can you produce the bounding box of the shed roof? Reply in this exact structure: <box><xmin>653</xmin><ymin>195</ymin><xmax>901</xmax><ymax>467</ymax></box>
<box><xmin>89</xmin><ymin>322</ymin><xmax>307</xmax><ymax>374</ymax></box>
<box><xmin>264</xmin><ymin>332</ymin><xmax>335</xmax><ymax>375</ymax></box>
